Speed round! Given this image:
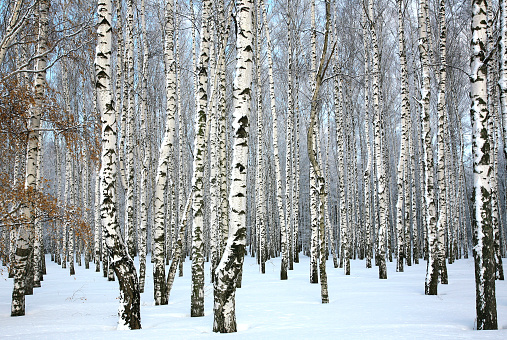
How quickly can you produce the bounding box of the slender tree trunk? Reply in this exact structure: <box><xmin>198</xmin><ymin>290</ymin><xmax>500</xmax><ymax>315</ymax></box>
<box><xmin>213</xmin><ymin>0</ymin><xmax>253</xmax><ymax>332</ymax></box>
<box><xmin>470</xmin><ymin>0</ymin><xmax>497</xmax><ymax>330</ymax></box>
<box><xmin>309</xmin><ymin>0</ymin><xmax>320</xmax><ymax>283</ymax></box>
<box><xmin>191</xmin><ymin>0</ymin><xmax>211</xmax><ymax>317</ymax></box>
<box><xmin>418</xmin><ymin>0</ymin><xmax>438</xmax><ymax>294</ymax></box>
<box><xmin>307</xmin><ymin>0</ymin><xmax>332</xmax><ymax>304</ymax></box>
<box><xmin>362</xmin><ymin>9</ymin><xmax>373</xmax><ymax>269</ymax></box>
<box><xmin>436</xmin><ymin>0</ymin><xmax>448</xmax><ymax>284</ymax></box>
<box><xmin>66</xmin><ymin>146</ymin><xmax>75</xmax><ymax>276</ymax></box>
<box><xmin>218</xmin><ymin>0</ymin><xmax>229</xmax><ymax>267</ymax></box>
<box><xmin>255</xmin><ymin>3</ymin><xmax>267</xmax><ymax>274</ymax></box>
<box><xmin>95</xmin><ymin>0</ymin><xmax>141</xmax><ymax>329</ymax></box>
<box><xmin>11</xmin><ymin>0</ymin><xmax>48</xmax><ymax>317</ymax></box>
<box><xmin>368</xmin><ymin>0</ymin><xmax>387</xmax><ymax>279</ymax></box>
<box><xmin>33</xmin><ymin>136</ymin><xmax>43</xmax><ymax>287</ymax></box>
<box><xmin>94</xmin><ymin>163</ymin><xmax>101</xmax><ymax>273</ymax></box>
<box><xmin>152</xmin><ymin>0</ymin><xmax>177</xmax><ymax>306</ymax></box>
<box><xmin>395</xmin><ymin>0</ymin><xmax>410</xmax><ymax>273</ymax></box>
<box><xmin>137</xmin><ymin>0</ymin><xmax>149</xmax><ymax>293</ymax></box>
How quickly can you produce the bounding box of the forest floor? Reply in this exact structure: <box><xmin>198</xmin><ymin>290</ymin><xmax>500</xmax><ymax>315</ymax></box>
<box><xmin>1</xmin><ymin>254</ymin><xmax>507</xmax><ymax>339</ymax></box>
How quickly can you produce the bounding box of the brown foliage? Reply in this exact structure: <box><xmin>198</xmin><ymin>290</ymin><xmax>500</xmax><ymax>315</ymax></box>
<box><xmin>0</xmin><ymin>79</ymin><xmax>92</xmax><ymax>268</ymax></box>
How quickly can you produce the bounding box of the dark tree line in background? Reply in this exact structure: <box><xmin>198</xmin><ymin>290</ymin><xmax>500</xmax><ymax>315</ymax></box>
<box><xmin>0</xmin><ymin>0</ymin><xmax>505</xmax><ymax>332</ymax></box>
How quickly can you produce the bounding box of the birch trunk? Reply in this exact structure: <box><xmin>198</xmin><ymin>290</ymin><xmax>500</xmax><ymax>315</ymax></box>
<box><xmin>501</xmin><ymin>0</ymin><xmax>507</xmax><ymax>163</ymax></box>
<box><xmin>309</xmin><ymin>0</ymin><xmax>320</xmax><ymax>283</ymax></box>
<box><xmin>124</xmin><ymin>0</ymin><xmax>136</xmax><ymax>259</ymax></box>
<box><xmin>260</xmin><ymin>0</ymin><xmax>286</xmax><ymax>281</ymax></box>
<box><xmin>191</xmin><ymin>0</ymin><xmax>211</xmax><ymax>317</ymax></box>
<box><xmin>395</xmin><ymin>0</ymin><xmax>409</xmax><ymax>273</ymax></box>
<box><xmin>138</xmin><ymin>0</ymin><xmax>149</xmax><ymax>293</ymax></box>
<box><xmin>213</xmin><ymin>0</ymin><xmax>253</xmax><ymax>332</ymax></box>
<box><xmin>11</xmin><ymin>0</ymin><xmax>48</xmax><ymax>317</ymax></box>
<box><xmin>218</xmin><ymin>0</ymin><xmax>229</xmax><ymax>263</ymax></box>
<box><xmin>436</xmin><ymin>0</ymin><xmax>448</xmax><ymax>284</ymax></box>
<box><xmin>368</xmin><ymin>0</ymin><xmax>387</xmax><ymax>279</ymax></box>
<box><xmin>94</xmin><ymin>163</ymin><xmax>101</xmax><ymax>272</ymax></box>
<box><xmin>255</xmin><ymin>3</ymin><xmax>267</xmax><ymax>274</ymax></box>
<box><xmin>307</xmin><ymin>0</ymin><xmax>331</xmax><ymax>304</ymax></box>
<box><xmin>33</xmin><ymin>136</ymin><xmax>43</xmax><ymax>287</ymax></box>
<box><xmin>363</xmin><ymin>9</ymin><xmax>373</xmax><ymax>269</ymax></box>
<box><xmin>152</xmin><ymin>0</ymin><xmax>177</xmax><ymax>306</ymax></box>
<box><xmin>282</xmin><ymin>0</ymin><xmax>294</xmax><ymax>280</ymax></box>
<box><xmin>95</xmin><ymin>0</ymin><xmax>141</xmax><ymax>329</ymax></box>
<box><xmin>418</xmin><ymin>0</ymin><xmax>439</xmax><ymax>295</ymax></box>
<box><xmin>471</xmin><ymin>0</ymin><xmax>497</xmax><ymax>330</ymax></box>
<box><xmin>66</xmin><ymin>146</ymin><xmax>75</xmax><ymax>276</ymax></box>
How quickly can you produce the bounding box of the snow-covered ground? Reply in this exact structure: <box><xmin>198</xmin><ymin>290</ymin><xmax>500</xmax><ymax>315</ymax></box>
<box><xmin>1</xmin><ymin>254</ymin><xmax>506</xmax><ymax>339</ymax></box>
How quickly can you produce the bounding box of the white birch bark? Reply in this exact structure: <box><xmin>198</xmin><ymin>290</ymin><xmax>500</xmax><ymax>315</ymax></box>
<box><xmin>33</xmin><ymin>136</ymin><xmax>43</xmax><ymax>287</ymax></box>
<box><xmin>488</xmin><ymin>0</ymin><xmax>504</xmax><ymax>282</ymax></box>
<box><xmin>282</xmin><ymin>0</ymin><xmax>293</xmax><ymax>280</ymax></box>
<box><xmin>335</xmin><ymin>71</ymin><xmax>349</xmax><ymax>274</ymax></box>
<box><xmin>436</xmin><ymin>0</ymin><xmax>448</xmax><ymax>283</ymax></box>
<box><xmin>115</xmin><ymin>0</ymin><xmax>126</xmax><ymax>192</ymax></box>
<box><xmin>501</xmin><ymin>0</ymin><xmax>507</xmax><ymax>162</ymax></box>
<box><xmin>191</xmin><ymin>0</ymin><xmax>211</xmax><ymax>317</ymax></box>
<box><xmin>293</xmin><ymin>97</ymin><xmax>300</xmax><ymax>264</ymax></box>
<box><xmin>152</xmin><ymin>0</ymin><xmax>177</xmax><ymax>306</ymax></box>
<box><xmin>218</xmin><ymin>0</ymin><xmax>229</xmax><ymax>261</ymax></box>
<box><xmin>410</xmin><ymin>123</ymin><xmax>419</xmax><ymax>264</ymax></box>
<box><xmin>255</xmin><ymin>3</ymin><xmax>267</xmax><ymax>274</ymax></box>
<box><xmin>66</xmin><ymin>145</ymin><xmax>75</xmax><ymax>276</ymax></box>
<box><xmin>213</xmin><ymin>0</ymin><xmax>253</xmax><ymax>332</ymax></box>
<box><xmin>94</xmin><ymin>163</ymin><xmax>101</xmax><ymax>273</ymax></box>
<box><xmin>176</xmin><ymin>7</ymin><xmax>187</xmax><ymax>278</ymax></box>
<box><xmin>8</xmin><ymin>142</ymin><xmax>23</xmax><ymax>277</ymax></box>
<box><xmin>325</xmin><ymin>109</ymin><xmax>338</xmax><ymax>268</ymax></box>
<box><xmin>309</xmin><ymin>0</ymin><xmax>319</xmax><ymax>283</ymax></box>
<box><xmin>11</xmin><ymin>0</ymin><xmax>48</xmax><ymax>316</ymax></box>
<box><xmin>418</xmin><ymin>0</ymin><xmax>438</xmax><ymax>294</ymax></box>
<box><xmin>260</xmin><ymin>0</ymin><xmax>286</xmax><ymax>280</ymax></box>
<box><xmin>395</xmin><ymin>0</ymin><xmax>409</xmax><ymax>273</ymax></box>
<box><xmin>138</xmin><ymin>0</ymin><xmax>149</xmax><ymax>293</ymax></box>
<box><xmin>95</xmin><ymin>0</ymin><xmax>141</xmax><ymax>329</ymax></box>
<box><xmin>368</xmin><ymin>0</ymin><xmax>387</xmax><ymax>279</ymax></box>
<box><xmin>471</xmin><ymin>0</ymin><xmax>497</xmax><ymax>330</ymax></box>
<box><xmin>124</xmin><ymin>0</ymin><xmax>136</xmax><ymax>258</ymax></box>
<box><xmin>307</xmin><ymin>0</ymin><xmax>332</xmax><ymax>303</ymax></box>
<box><xmin>362</xmin><ymin>8</ymin><xmax>373</xmax><ymax>269</ymax></box>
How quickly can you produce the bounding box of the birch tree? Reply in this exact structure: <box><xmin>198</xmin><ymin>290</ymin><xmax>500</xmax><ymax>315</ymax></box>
<box><xmin>309</xmin><ymin>0</ymin><xmax>319</xmax><ymax>283</ymax></box>
<box><xmin>255</xmin><ymin>2</ymin><xmax>267</xmax><ymax>274</ymax></box>
<box><xmin>191</xmin><ymin>0</ymin><xmax>211</xmax><ymax>317</ymax></box>
<box><xmin>282</xmin><ymin>0</ymin><xmax>294</xmax><ymax>280</ymax></box>
<box><xmin>95</xmin><ymin>0</ymin><xmax>141</xmax><ymax>329</ymax></box>
<box><xmin>213</xmin><ymin>0</ymin><xmax>253</xmax><ymax>332</ymax></box>
<box><xmin>11</xmin><ymin>0</ymin><xmax>49</xmax><ymax>317</ymax></box>
<box><xmin>368</xmin><ymin>0</ymin><xmax>387</xmax><ymax>280</ymax></box>
<box><xmin>395</xmin><ymin>0</ymin><xmax>410</xmax><ymax>273</ymax></box>
<box><xmin>362</xmin><ymin>7</ymin><xmax>373</xmax><ymax>269</ymax></box>
<box><xmin>261</xmin><ymin>0</ymin><xmax>286</xmax><ymax>280</ymax></box>
<box><xmin>307</xmin><ymin>0</ymin><xmax>332</xmax><ymax>304</ymax></box>
<box><xmin>435</xmin><ymin>0</ymin><xmax>448</xmax><ymax>284</ymax></box>
<box><xmin>152</xmin><ymin>0</ymin><xmax>177</xmax><ymax>306</ymax></box>
<box><xmin>138</xmin><ymin>0</ymin><xmax>149</xmax><ymax>293</ymax></box>
<box><xmin>470</xmin><ymin>0</ymin><xmax>497</xmax><ymax>330</ymax></box>
<box><xmin>501</xmin><ymin>0</ymin><xmax>507</xmax><ymax>161</ymax></box>
<box><xmin>417</xmin><ymin>0</ymin><xmax>439</xmax><ymax>294</ymax></box>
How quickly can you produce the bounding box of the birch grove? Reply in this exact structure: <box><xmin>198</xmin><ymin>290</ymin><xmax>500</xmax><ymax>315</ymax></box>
<box><xmin>0</xmin><ymin>0</ymin><xmax>505</xmax><ymax>333</ymax></box>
